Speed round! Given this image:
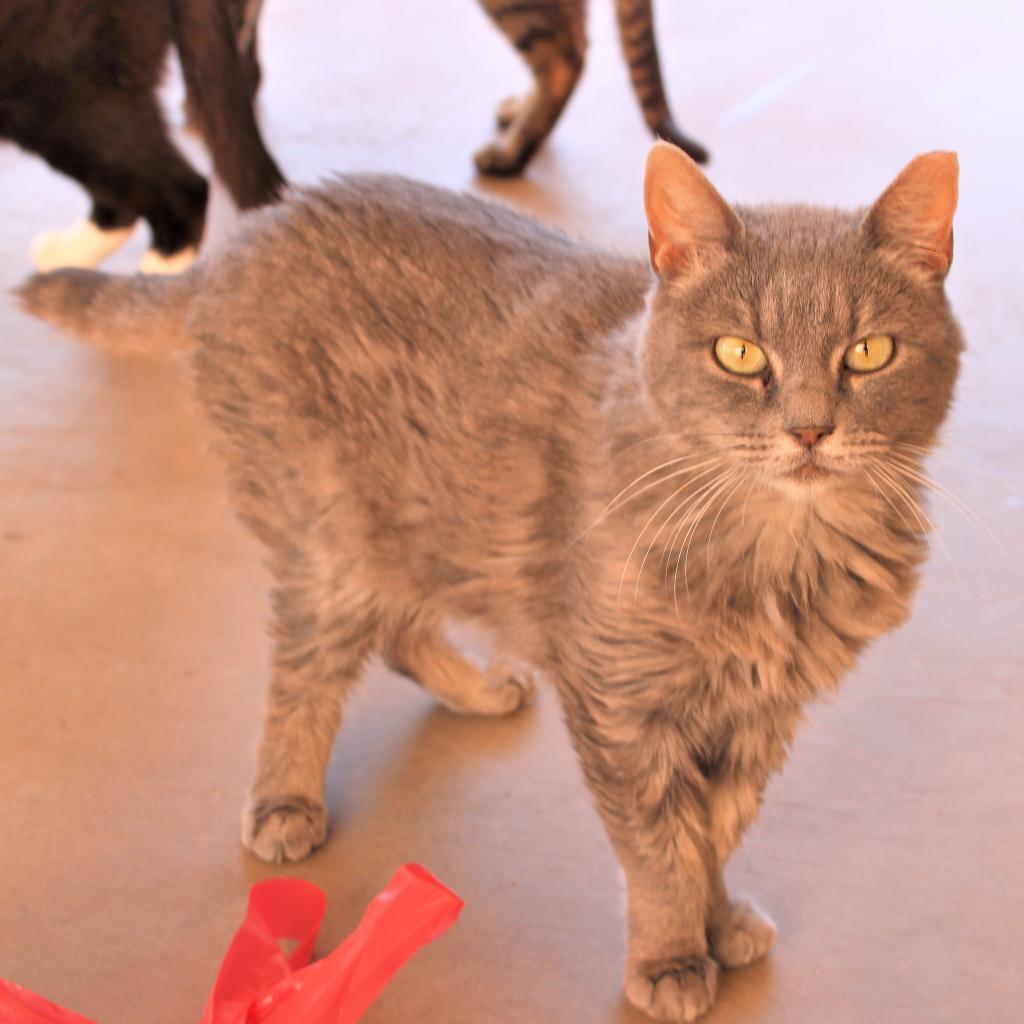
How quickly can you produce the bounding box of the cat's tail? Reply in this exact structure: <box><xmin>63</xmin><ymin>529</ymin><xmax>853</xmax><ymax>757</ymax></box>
<box><xmin>612</xmin><ymin>0</ymin><xmax>709</xmax><ymax>165</ymax></box>
<box><xmin>170</xmin><ymin>0</ymin><xmax>286</xmax><ymax>209</ymax></box>
<box><xmin>15</xmin><ymin>269</ymin><xmax>198</xmax><ymax>355</ymax></box>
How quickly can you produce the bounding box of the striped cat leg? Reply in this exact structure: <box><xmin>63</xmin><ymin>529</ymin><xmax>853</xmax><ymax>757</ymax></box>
<box><xmin>474</xmin><ymin>0</ymin><xmax>586</xmax><ymax>175</ymax></box>
<box><xmin>613</xmin><ymin>0</ymin><xmax>709</xmax><ymax>163</ymax></box>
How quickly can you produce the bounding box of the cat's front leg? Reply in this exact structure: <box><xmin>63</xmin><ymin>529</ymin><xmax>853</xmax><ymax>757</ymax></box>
<box><xmin>703</xmin><ymin>710</ymin><xmax>800</xmax><ymax>969</ymax></box>
<box><xmin>242</xmin><ymin>563</ymin><xmax>379</xmax><ymax>864</ymax></box>
<box><xmin>241</xmin><ymin>660</ymin><xmax>339</xmax><ymax>865</ymax></box>
<box><xmin>705</xmin><ymin>784</ymin><xmax>776</xmax><ymax>972</ymax></box>
<box><xmin>621</xmin><ymin>851</ymin><xmax>720</xmax><ymax>1023</ymax></box>
<box><xmin>565</xmin><ymin>700</ymin><xmax>720</xmax><ymax>1022</ymax></box>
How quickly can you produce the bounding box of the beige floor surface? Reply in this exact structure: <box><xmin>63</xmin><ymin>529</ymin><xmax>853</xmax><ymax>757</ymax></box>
<box><xmin>1</xmin><ymin>1</ymin><xmax>1022</xmax><ymax>1022</ymax></box>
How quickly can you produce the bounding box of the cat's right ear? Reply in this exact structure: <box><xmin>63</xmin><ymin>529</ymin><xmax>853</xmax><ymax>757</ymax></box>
<box><xmin>643</xmin><ymin>142</ymin><xmax>742</xmax><ymax>280</ymax></box>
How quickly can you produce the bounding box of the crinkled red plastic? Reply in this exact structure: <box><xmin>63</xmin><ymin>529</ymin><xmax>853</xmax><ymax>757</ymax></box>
<box><xmin>0</xmin><ymin>864</ymin><xmax>462</xmax><ymax>1024</ymax></box>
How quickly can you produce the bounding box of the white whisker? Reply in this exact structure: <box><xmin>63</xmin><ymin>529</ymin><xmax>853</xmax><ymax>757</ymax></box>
<box><xmin>578</xmin><ymin>451</ymin><xmax>727</xmax><ymax>543</ymax></box>
<box><xmin>673</xmin><ymin>469</ymin><xmax>742</xmax><ymax>612</ymax></box>
<box><xmin>886</xmin><ymin>452</ymin><xmax>1015</xmax><ymax>564</ymax></box>
<box><xmin>705</xmin><ymin>473</ymin><xmax>748</xmax><ymax>570</ymax></box>
<box><xmin>873</xmin><ymin>461</ymin><xmax>960</xmax><ymax>588</ymax></box>
<box><xmin>617</xmin><ymin>461</ymin><xmax>723</xmax><ymax>606</ymax></box>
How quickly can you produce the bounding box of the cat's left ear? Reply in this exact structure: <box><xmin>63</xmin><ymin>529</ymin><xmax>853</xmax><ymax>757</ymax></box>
<box><xmin>862</xmin><ymin>152</ymin><xmax>959</xmax><ymax>279</ymax></box>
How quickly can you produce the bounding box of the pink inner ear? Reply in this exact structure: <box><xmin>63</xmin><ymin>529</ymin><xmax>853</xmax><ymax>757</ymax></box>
<box><xmin>643</xmin><ymin>142</ymin><xmax>740</xmax><ymax>279</ymax></box>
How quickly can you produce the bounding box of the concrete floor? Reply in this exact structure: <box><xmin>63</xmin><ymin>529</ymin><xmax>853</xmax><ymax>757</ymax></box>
<box><xmin>1</xmin><ymin>1</ymin><xmax>1022</xmax><ymax>1022</ymax></box>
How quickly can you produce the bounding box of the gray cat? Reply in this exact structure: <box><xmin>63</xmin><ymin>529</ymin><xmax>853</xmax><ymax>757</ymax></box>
<box><xmin>19</xmin><ymin>144</ymin><xmax>961</xmax><ymax>1022</ymax></box>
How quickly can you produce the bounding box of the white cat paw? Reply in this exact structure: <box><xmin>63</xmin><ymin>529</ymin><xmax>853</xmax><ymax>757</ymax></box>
<box><xmin>139</xmin><ymin>247</ymin><xmax>197</xmax><ymax>275</ymax></box>
<box><xmin>30</xmin><ymin>218</ymin><xmax>135</xmax><ymax>272</ymax></box>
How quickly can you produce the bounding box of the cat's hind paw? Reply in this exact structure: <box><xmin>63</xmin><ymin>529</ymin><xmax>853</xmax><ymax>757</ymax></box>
<box><xmin>625</xmin><ymin>954</ymin><xmax>718</xmax><ymax>1022</ymax></box>
<box><xmin>241</xmin><ymin>793</ymin><xmax>328</xmax><ymax>864</ymax></box>
<box><xmin>481</xmin><ymin>660</ymin><xmax>537</xmax><ymax>714</ymax></box>
<box><xmin>473</xmin><ymin>137</ymin><xmax>535</xmax><ymax>177</ymax></box>
<box><xmin>30</xmin><ymin>218</ymin><xmax>135</xmax><ymax>272</ymax></box>
<box><xmin>495</xmin><ymin>95</ymin><xmax>523</xmax><ymax>131</ymax></box>
<box><xmin>709</xmin><ymin>899</ymin><xmax>776</xmax><ymax>969</ymax></box>
<box><xmin>139</xmin><ymin>247</ymin><xmax>197</xmax><ymax>275</ymax></box>
<box><xmin>651</xmin><ymin>119</ymin><xmax>710</xmax><ymax>166</ymax></box>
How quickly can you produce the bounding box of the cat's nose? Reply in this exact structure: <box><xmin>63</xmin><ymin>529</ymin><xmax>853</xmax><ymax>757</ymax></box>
<box><xmin>789</xmin><ymin>425</ymin><xmax>834</xmax><ymax>449</ymax></box>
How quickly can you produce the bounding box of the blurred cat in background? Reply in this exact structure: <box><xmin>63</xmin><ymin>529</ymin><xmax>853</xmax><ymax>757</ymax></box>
<box><xmin>229</xmin><ymin>0</ymin><xmax>709</xmax><ymax>175</ymax></box>
<box><xmin>0</xmin><ymin>0</ymin><xmax>284</xmax><ymax>274</ymax></box>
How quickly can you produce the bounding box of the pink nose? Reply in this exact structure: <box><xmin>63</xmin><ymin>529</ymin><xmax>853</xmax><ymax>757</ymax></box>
<box><xmin>789</xmin><ymin>425</ymin><xmax>833</xmax><ymax>449</ymax></box>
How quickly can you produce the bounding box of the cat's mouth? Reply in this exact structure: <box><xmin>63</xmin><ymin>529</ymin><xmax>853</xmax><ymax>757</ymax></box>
<box><xmin>785</xmin><ymin>457</ymin><xmax>832</xmax><ymax>482</ymax></box>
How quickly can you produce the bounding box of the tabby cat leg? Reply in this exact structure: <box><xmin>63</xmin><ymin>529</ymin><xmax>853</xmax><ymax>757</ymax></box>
<box><xmin>474</xmin><ymin>0</ymin><xmax>586</xmax><ymax>175</ymax></box>
<box><xmin>613</xmin><ymin>0</ymin><xmax>709</xmax><ymax>163</ymax></box>
<box><xmin>384</xmin><ymin>626</ymin><xmax>534</xmax><ymax>716</ymax></box>
<box><xmin>242</xmin><ymin>573</ymin><xmax>379</xmax><ymax>864</ymax></box>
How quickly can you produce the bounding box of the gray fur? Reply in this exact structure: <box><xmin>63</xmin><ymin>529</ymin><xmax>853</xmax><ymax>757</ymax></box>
<box><xmin>18</xmin><ymin>154</ymin><xmax>962</xmax><ymax>1022</ymax></box>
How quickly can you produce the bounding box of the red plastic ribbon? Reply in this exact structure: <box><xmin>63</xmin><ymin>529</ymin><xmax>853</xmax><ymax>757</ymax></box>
<box><xmin>0</xmin><ymin>864</ymin><xmax>462</xmax><ymax>1024</ymax></box>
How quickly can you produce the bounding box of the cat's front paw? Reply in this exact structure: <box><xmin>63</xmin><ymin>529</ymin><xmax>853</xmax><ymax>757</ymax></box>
<box><xmin>709</xmin><ymin>899</ymin><xmax>776</xmax><ymax>969</ymax></box>
<box><xmin>625</xmin><ymin>954</ymin><xmax>718</xmax><ymax>1022</ymax></box>
<box><xmin>241</xmin><ymin>793</ymin><xmax>327</xmax><ymax>863</ymax></box>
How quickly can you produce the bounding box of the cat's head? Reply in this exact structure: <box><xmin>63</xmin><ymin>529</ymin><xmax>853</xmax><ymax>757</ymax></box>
<box><xmin>640</xmin><ymin>144</ymin><xmax>962</xmax><ymax>496</ymax></box>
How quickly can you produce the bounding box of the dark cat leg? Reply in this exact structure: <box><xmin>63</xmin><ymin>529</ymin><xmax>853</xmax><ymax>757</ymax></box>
<box><xmin>242</xmin><ymin>558</ymin><xmax>382</xmax><ymax>864</ymax></box>
<box><xmin>612</xmin><ymin>0</ymin><xmax>708</xmax><ymax>163</ymax></box>
<box><xmin>233</xmin><ymin>0</ymin><xmax>266</xmax><ymax>98</ymax></box>
<box><xmin>384</xmin><ymin>625</ymin><xmax>535</xmax><ymax>715</ymax></box>
<box><xmin>172</xmin><ymin>0</ymin><xmax>285</xmax><ymax>209</ymax></box>
<box><xmin>25</xmin><ymin>94</ymin><xmax>208</xmax><ymax>274</ymax></box>
<box><xmin>562</xmin><ymin>693</ymin><xmax>719</xmax><ymax>1021</ymax></box>
<box><xmin>474</xmin><ymin>0</ymin><xmax>586</xmax><ymax>175</ymax></box>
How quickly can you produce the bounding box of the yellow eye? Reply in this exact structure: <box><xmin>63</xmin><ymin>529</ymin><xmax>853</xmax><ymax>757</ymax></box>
<box><xmin>844</xmin><ymin>334</ymin><xmax>895</xmax><ymax>373</ymax></box>
<box><xmin>714</xmin><ymin>336</ymin><xmax>768</xmax><ymax>376</ymax></box>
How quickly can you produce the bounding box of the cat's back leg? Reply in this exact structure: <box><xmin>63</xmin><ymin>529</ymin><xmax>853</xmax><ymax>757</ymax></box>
<box><xmin>613</xmin><ymin>0</ymin><xmax>708</xmax><ymax>163</ymax></box>
<box><xmin>473</xmin><ymin>0</ymin><xmax>587</xmax><ymax>175</ymax></box>
<box><xmin>384</xmin><ymin>622</ymin><xmax>535</xmax><ymax>716</ymax></box>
